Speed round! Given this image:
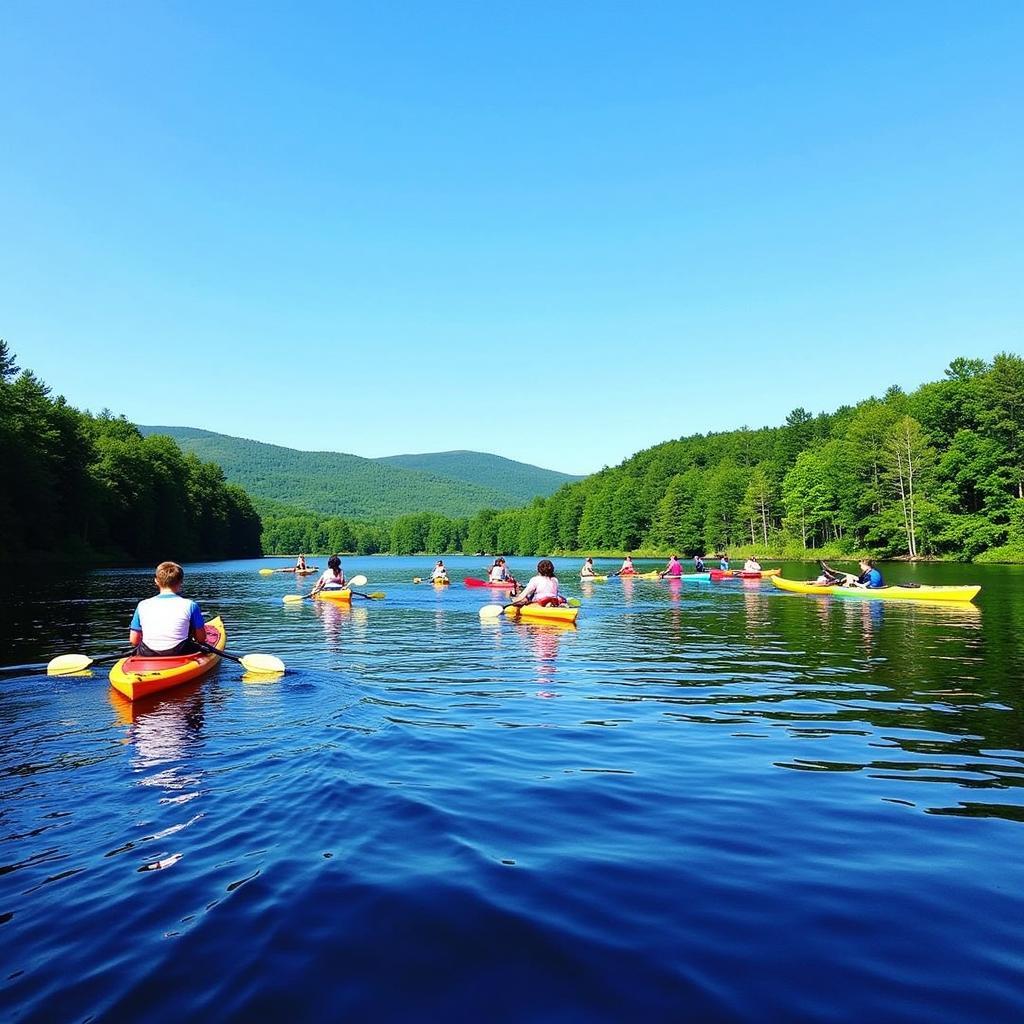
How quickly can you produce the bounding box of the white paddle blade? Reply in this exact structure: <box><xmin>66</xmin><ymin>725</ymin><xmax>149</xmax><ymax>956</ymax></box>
<box><xmin>349</xmin><ymin>574</ymin><xmax>368</xmax><ymax>587</ymax></box>
<box><xmin>282</xmin><ymin>593</ymin><xmax>306</xmax><ymax>603</ymax></box>
<box><xmin>239</xmin><ymin>653</ymin><xmax>285</xmax><ymax>674</ymax></box>
<box><xmin>47</xmin><ymin>654</ymin><xmax>94</xmax><ymax>675</ymax></box>
<box><xmin>479</xmin><ymin>604</ymin><xmax>505</xmax><ymax>619</ymax></box>
<box><xmin>412</xmin><ymin>577</ymin><xmax>422</xmax><ymax>584</ymax></box>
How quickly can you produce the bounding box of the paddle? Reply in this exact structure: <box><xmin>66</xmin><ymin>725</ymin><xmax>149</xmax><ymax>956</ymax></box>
<box><xmin>351</xmin><ymin>590</ymin><xmax>386</xmax><ymax>600</ymax></box>
<box><xmin>46</xmin><ymin>649</ymin><xmax>135</xmax><ymax>676</ymax></box>
<box><xmin>282</xmin><ymin>574</ymin><xmax>368</xmax><ymax>603</ymax></box>
<box><xmin>479</xmin><ymin>598</ymin><xmax>581</xmax><ymax>619</ymax></box>
<box><xmin>195</xmin><ymin>640</ymin><xmax>285</xmax><ymax>674</ymax></box>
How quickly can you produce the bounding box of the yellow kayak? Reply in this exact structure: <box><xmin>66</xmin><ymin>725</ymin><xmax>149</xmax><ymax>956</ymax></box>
<box><xmin>314</xmin><ymin>588</ymin><xmax>352</xmax><ymax>602</ymax></box>
<box><xmin>581</xmin><ymin>574</ymin><xmax>608</xmax><ymax>582</ymax></box>
<box><xmin>505</xmin><ymin>604</ymin><xmax>580</xmax><ymax>624</ymax></box>
<box><xmin>770</xmin><ymin>576</ymin><xmax>981</xmax><ymax>603</ymax></box>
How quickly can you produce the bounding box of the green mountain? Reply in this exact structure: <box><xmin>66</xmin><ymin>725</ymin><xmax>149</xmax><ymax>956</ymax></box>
<box><xmin>378</xmin><ymin>450</ymin><xmax>581</xmax><ymax>502</ymax></box>
<box><xmin>138</xmin><ymin>426</ymin><xmax>578</xmax><ymax>519</ymax></box>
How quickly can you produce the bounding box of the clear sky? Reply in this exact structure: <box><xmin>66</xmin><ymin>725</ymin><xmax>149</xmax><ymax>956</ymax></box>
<box><xmin>2</xmin><ymin>2</ymin><xmax>1021</xmax><ymax>474</ymax></box>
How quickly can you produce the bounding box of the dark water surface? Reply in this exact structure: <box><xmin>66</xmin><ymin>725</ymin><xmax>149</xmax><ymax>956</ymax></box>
<box><xmin>1</xmin><ymin>556</ymin><xmax>1022</xmax><ymax>1022</ymax></box>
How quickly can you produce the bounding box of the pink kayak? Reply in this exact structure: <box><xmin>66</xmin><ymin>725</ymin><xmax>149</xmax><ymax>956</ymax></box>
<box><xmin>464</xmin><ymin>577</ymin><xmax>517</xmax><ymax>589</ymax></box>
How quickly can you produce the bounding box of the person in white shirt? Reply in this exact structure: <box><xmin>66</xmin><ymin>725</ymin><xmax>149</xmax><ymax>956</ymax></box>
<box><xmin>743</xmin><ymin>557</ymin><xmax>762</xmax><ymax>572</ymax></box>
<box><xmin>512</xmin><ymin>559</ymin><xmax>565</xmax><ymax>607</ymax></box>
<box><xmin>129</xmin><ymin>561</ymin><xmax>207</xmax><ymax>656</ymax></box>
<box><xmin>431</xmin><ymin>560</ymin><xmax>449</xmax><ymax>581</ymax></box>
<box><xmin>312</xmin><ymin>555</ymin><xmax>347</xmax><ymax>595</ymax></box>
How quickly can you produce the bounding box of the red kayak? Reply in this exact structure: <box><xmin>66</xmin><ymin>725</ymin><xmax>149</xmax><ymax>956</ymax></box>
<box><xmin>464</xmin><ymin>577</ymin><xmax>517</xmax><ymax>589</ymax></box>
<box><xmin>710</xmin><ymin>569</ymin><xmax>782</xmax><ymax>580</ymax></box>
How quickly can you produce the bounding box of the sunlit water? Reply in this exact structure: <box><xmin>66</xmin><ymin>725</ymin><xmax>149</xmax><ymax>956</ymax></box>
<box><xmin>1</xmin><ymin>556</ymin><xmax>1022</xmax><ymax>1022</ymax></box>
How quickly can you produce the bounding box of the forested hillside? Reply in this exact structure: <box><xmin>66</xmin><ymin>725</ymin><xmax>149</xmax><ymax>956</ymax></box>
<box><xmin>0</xmin><ymin>343</ymin><xmax>261</xmax><ymax>563</ymax></box>
<box><xmin>261</xmin><ymin>355</ymin><xmax>1024</xmax><ymax>561</ymax></box>
<box><xmin>378</xmin><ymin>450</ymin><xmax>581</xmax><ymax>502</ymax></box>
<box><xmin>140</xmin><ymin>427</ymin><xmax>571</xmax><ymax>518</ymax></box>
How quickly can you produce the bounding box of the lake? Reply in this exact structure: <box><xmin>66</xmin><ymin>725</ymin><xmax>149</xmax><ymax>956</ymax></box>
<box><xmin>1</xmin><ymin>556</ymin><xmax>1022</xmax><ymax>1022</ymax></box>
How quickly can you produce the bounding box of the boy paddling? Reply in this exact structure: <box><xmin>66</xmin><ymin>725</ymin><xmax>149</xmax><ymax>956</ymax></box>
<box><xmin>129</xmin><ymin>561</ymin><xmax>208</xmax><ymax>656</ymax></box>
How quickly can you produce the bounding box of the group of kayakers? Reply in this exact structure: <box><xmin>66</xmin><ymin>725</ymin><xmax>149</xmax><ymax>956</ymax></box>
<box><xmin>580</xmin><ymin>553</ymin><xmax>764</xmax><ymax>579</ymax></box>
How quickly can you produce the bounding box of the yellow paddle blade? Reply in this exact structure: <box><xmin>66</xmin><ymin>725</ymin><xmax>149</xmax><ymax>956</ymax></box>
<box><xmin>239</xmin><ymin>653</ymin><xmax>285</xmax><ymax>674</ymax></box>
<box><xmin>479</xmin><ymin>604</ymin><xmax>505</xmax><ymax>619</ymax></box>
<box><xmin>47</xmin><ymin>653</ymin><xmax>94</xmax><ymax>675</ymax></box>
<box><xmin>282</xmin><ymin>593</ymin><xmax>308</xmax><ymax>603</ymax></box>
<box><xmin>349</xmin><ymin>574</ymin><xmax>368</xmax><ymax>587</ymax></box>
<box><xmin>258</xmin><ymin>568</ymin><xmax>275</xmax><ymax>575</ymax></box>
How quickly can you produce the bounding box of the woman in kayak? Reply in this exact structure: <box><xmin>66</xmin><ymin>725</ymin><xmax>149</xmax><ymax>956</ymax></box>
<box><xmin>618</xmin><ymin>555</ymin><xmax>635</xmax><ymax>576</ymax></box>
<box><xmin>488</xmin><ymin>558</ymin><xmax>509</xmax><ymax>583</ymax></box>
<box><xmin>129</xmin><ymin>561</ymin><xmax>207</xmax><ymax>656</ymax></box>
<box><xmin>431</xmin><ymin>560</ymin><xmax>449</xmax><ymax>582</ymax></box>
<box><xmin>581</xmin><ymin>557</ymin><xmax>597</xmax><ymax>579</ymax></box>
<box><xmin>694</xmin><ymin>554</ymin><xmax>706</xmax><ymax>572</ymax></box>
<box><xmin>312</xmin><ymin>555</ymin><xmax>347</xmax><ymax>596</ymax></box>
<box><xmin>660</xmin><ymin>555</ymin><xmax>683</xmax><ymax>578</ymax></box>
<box><xmin>743</xmin><ymin>556</ymin><xmax>762</xmax><ymax>572</ymax></box>
<box><xmin>512</xmin><ymin>559</ymin><xmax>566</xmax><ymax>608</ymax></box>
<box><xmin>295</xmin><ymin>554</ymin><xmax>308</xmax><ymax>572</ymax></box>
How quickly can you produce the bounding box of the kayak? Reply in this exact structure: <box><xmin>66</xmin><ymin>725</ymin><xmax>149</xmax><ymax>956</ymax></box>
<box><xmin>505</xmin><ymin>604</ymin><xmax>579</xmax><ymax>624</ymax></box>
<box><xmin>433</xmin><ymin>577</ymin><xmax>451</xmax><ymax>586</ymax></box>
<box><xmin>581</xmin><ymin>574</ymin><xmax>608</xmax><ymax>582</ymax></box>
<box><xmin>296</xmin><ymin>568</ymin><xmax>317</xmax><ymax>576</ymax></box>
<box><xmin>770</xmin><ymin>576</ymin><xmax>981</xmax><ymax>603</ymax></box>
<box><xmin>614</xmin><ymin>571</ymin><xmax>661</xmax><ymax>580</ymax></box>
<box><xmin>464</xmin><ymin>577</ymin><xmax>517</xmax><ymax>589</ymax></box>
<box><xmin>710</xmin><ymin>568</ymin><xmax>782</xmax><ymax>580</ymax></box>
<box><xmin>259</xmin><ymin>567</ymin><xmax>318</xmax><ymax>575</ymax></box>
<box><xmin>314</xmin><ymin>588</ymin><xmax>352</xmax><ymax>602</ymax></box>
<box><xmin>109</xmin><ymin>616</ymin><xmax>226</xmax><ymax>701</ymax></box>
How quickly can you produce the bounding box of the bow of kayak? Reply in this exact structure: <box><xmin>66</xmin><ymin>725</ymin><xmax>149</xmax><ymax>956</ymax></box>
<box><xmin>464</xmin><ymin>577</ymin><xmax>517</xmax><ymax>589</ymax></box>
<box><xmin>770</xmin><ymin>576</ymin><xmax>981</xmax><ymax>603</ymax></box>
<box><xmin>110</xmin><ymin>617</ymin><xmax>226</xmax><ymax>701</ymax></box>
<box><xmin>314</xmin><ymin>588</ymin><xmax>352</xmax><ymax>602</ymax></box>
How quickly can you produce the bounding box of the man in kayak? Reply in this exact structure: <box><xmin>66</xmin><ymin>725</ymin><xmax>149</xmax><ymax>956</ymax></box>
<box><xmin>581</xmin><ymin>557</ymin><xmax>597</xmax><ymax>579</ymax></box>
<box><xmin>693</xmin><ymin>554</ymin><xmax>706</xmax><ymax>572</ymax></box>
<box><xmin>743</xmin><ymin>556</ymin><xmax>762</xmax><ymax>572</ymax></box>
<box><xmin>129</xmin><ymin>561</ymin><xmax>207</xmax><ymax>656</ymax></box>
<box><xmin>431</xmin><ymin>560</ymin><xmax>449</xmax><ymax>582</ymax></box>
<box><xmin>719</xmin><ymin>554</ymin><xmax>730</xmax><ymax>571</ymax></box>
<box><xmin>312</xmin><ymin>555</ymin><xmax>347</xmax><ymax>596</ymax></box>
<box><xmin>660</xmin><ymin>555</ymin><xmax>683</xmax><ymax>578</ymax></box>
<box><xmin>512</xmin><ymin>559</ymin><xmax>566</xmax><ymax>608</ymax></box>
<box><xmin>618</xmin><ymin>555</ymin><xmax>635</xmax><ymax>576</ymax></box>
<box><xmin>295</xmin><ymin>554</ymin><xmax>308</xmax><ymax>572</ymax></box>
<box><xmin>850</xmin><ymin>558</ymin><xmax>884</xmax><ymax>588</ymax></box>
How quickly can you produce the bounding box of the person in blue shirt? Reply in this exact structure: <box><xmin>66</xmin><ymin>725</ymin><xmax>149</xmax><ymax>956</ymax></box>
<box><xmin>719</xmin><ymin>554</ymin><xmax>730</xmax><ymax>571</ymax></box>
<box><xmin>852</xmin><ymin>558</ymin><xmax>884</xmax><ymax>588</ymax></box>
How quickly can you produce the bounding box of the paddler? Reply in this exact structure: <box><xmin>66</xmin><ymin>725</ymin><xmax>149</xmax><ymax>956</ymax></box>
<box><xmin>659</xmin><ymin>555</ymin><xmax>683</xmax><ymax>578</ymax></box>
<box><xmin>743</xmin><ymin>556</ymin><xmax>762</xmax><ymax>572</ymax></box>
<box><xmin>512</xmin><ymin>559</ymin><xmax>566</xmax><ymax>608</ymax></box>
<box><xmin>694</xmin><ymin>554</ymin><xmax>706</xmax><ymax>572</ymax></box>
<box><xmin>295</xmin><ymin>554</ymin><xmax>308</xmax><ymax>572</ymax></box>
<box><xmin>431</xmin><ymin>560</ymin><xmax>449</xmax><ymax>582</ymax></box>
<box><xmin>719</xmin><ymin>554</ymin><xmax>730</xmax><ymax>571</ymax></box>
<box><xmin>850</xmin><ymin>558</ymin><xmax>884</xmax><ymax>589</ymax></box>
<box><xmin>581</xmin><ymin>557</ymin><xmax>597</xmax><ymax>579</ymax></box>
<box><xmin>488</xmin><ymin>558</ymin><xmax>508</xmax><ymax>583</ymax></box>
<box><xmin>618</xmin><ymin>555</ymin><xmax>635</xmax><ymax>576</ymax></box>
<box><xmin>312</xmin><ymin>554</ymin><xmax>347</xmax><ymax>596</ymax></box>
<box><xmin>129</xmin><ymin>561</ymin><xmax>207</xmax><ymax>656</ymax></box>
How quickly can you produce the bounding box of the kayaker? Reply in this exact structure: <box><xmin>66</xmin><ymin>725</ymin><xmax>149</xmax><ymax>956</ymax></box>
<box><xmin>618</xmin><ymin>555</ymin><xmax>635</xmax><ymax>576</ymax></box>
<box><xmin>660</xmin><ymin>555</ymin><xmax>683</xmax><ymax>578</ymax></box>
<box><xmin>694</xmin><ymin>554</ymin><xmax>706</xmax><ymax>572</ymax></box>
<box><xmin>129</xmin><ymin>561</ymin><xmax>207</xmax><ymax>657</ymax></box>
<box><xmin>488</xmin><ymin>558</ymin><xmax>508</xmax><ymax>583</ymax></box>
<box><xmin>581</xmin><ymin>557</ymin><xmax>597</xmax><ymax>579</ymax></box>
<box><xmin>431</xmin><ymin>560</ymin><xmax>449</xmax><ymax>581</ymax></box>
<box><xmin>512</xmin><ymin>559</ymin><xmax>566</xmax><ymax>608</ymax></box>
<box><xmin>743</xmin><ymin>556</ymin><xmax>762</xmax><ymax>572</ymax></box>
<box><xmin>719</xmin><ymin>554</ymin><xmax>730</xmax><ymax>571</ymax></box>
<box><xmin>850</xmin><ymin>558</ymin><xmax>884</xmax><ymax>589</ymax></box>
<box><xmin>312</xmin><ymin>555</ymin><xmax>347</xmax><ymax>595</ymax></box>
<box><xmin>295</xmin><ymin>554</ymin><xmax>308</xmax><ymax>572</ymax></box>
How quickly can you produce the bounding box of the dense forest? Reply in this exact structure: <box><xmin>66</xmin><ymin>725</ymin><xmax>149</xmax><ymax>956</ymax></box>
<box><xmin>140</xmin><ymin>426</ymin><xmax>577</xmax><ymax>518</ymax></box>
<box><xmin>261</xmin><ymin>355</ymin><xmax>1024</xmax><ymax>562</ymax></box>
<box><xmin>0</xmin><ymin>342</ymin><xmax>262</xmax><ymax>563</ymax></box>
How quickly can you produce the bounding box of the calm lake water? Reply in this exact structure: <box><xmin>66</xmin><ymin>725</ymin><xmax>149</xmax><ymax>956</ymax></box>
<box><xmin>1</xmin><ymin>556</ymin><xmax>1023</xmax><ymax>1022</ymax></box>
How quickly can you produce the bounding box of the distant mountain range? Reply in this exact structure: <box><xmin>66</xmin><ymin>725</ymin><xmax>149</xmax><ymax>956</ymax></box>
<box><xmin>139</xmin><ymin>426</ymin><xmax>582</xmax><ymax>519</ymax></box>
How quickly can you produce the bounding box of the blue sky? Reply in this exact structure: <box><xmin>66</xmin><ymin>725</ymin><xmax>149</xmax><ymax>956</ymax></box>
<box><xmin>2</xmin><ymin>2</ymin><xmax>1021</xmax><ymax>474</ymax></box>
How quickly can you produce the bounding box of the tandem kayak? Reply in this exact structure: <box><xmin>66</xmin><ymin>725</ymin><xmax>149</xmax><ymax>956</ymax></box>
<box><xmin>109</xmin><ymin>617</ymin><xmax>226</xmax><ymax>701</ymax></box>
<box><xmin>314</xmin><ymin>588</ymin><xmax>352</xmax><ymax>602</ymax></box>
<box><xmin>464</xmin><ymin>577</ymin><xmax>517</xmax><ymax>589</ymax></box>
<box><xmin>770</xmin><ymin>576</ymin><xmax>981</xmax><ymax>603</ymax></box>
<box><xmin>505</xmin><ymin>604</ymin><xmax>580</xmax><ymax>624</ymax></box>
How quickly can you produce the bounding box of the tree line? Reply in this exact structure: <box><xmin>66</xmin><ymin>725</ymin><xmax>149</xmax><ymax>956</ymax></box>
<box><xmin>0</xmin><ymin>342</ymin><xmax>262</xmax><ymax>563</ymax></box>
<box><xmin>261</xmin><ymin>354</ymin><xmax>1024</xmax><ymax>562</ymax></box>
